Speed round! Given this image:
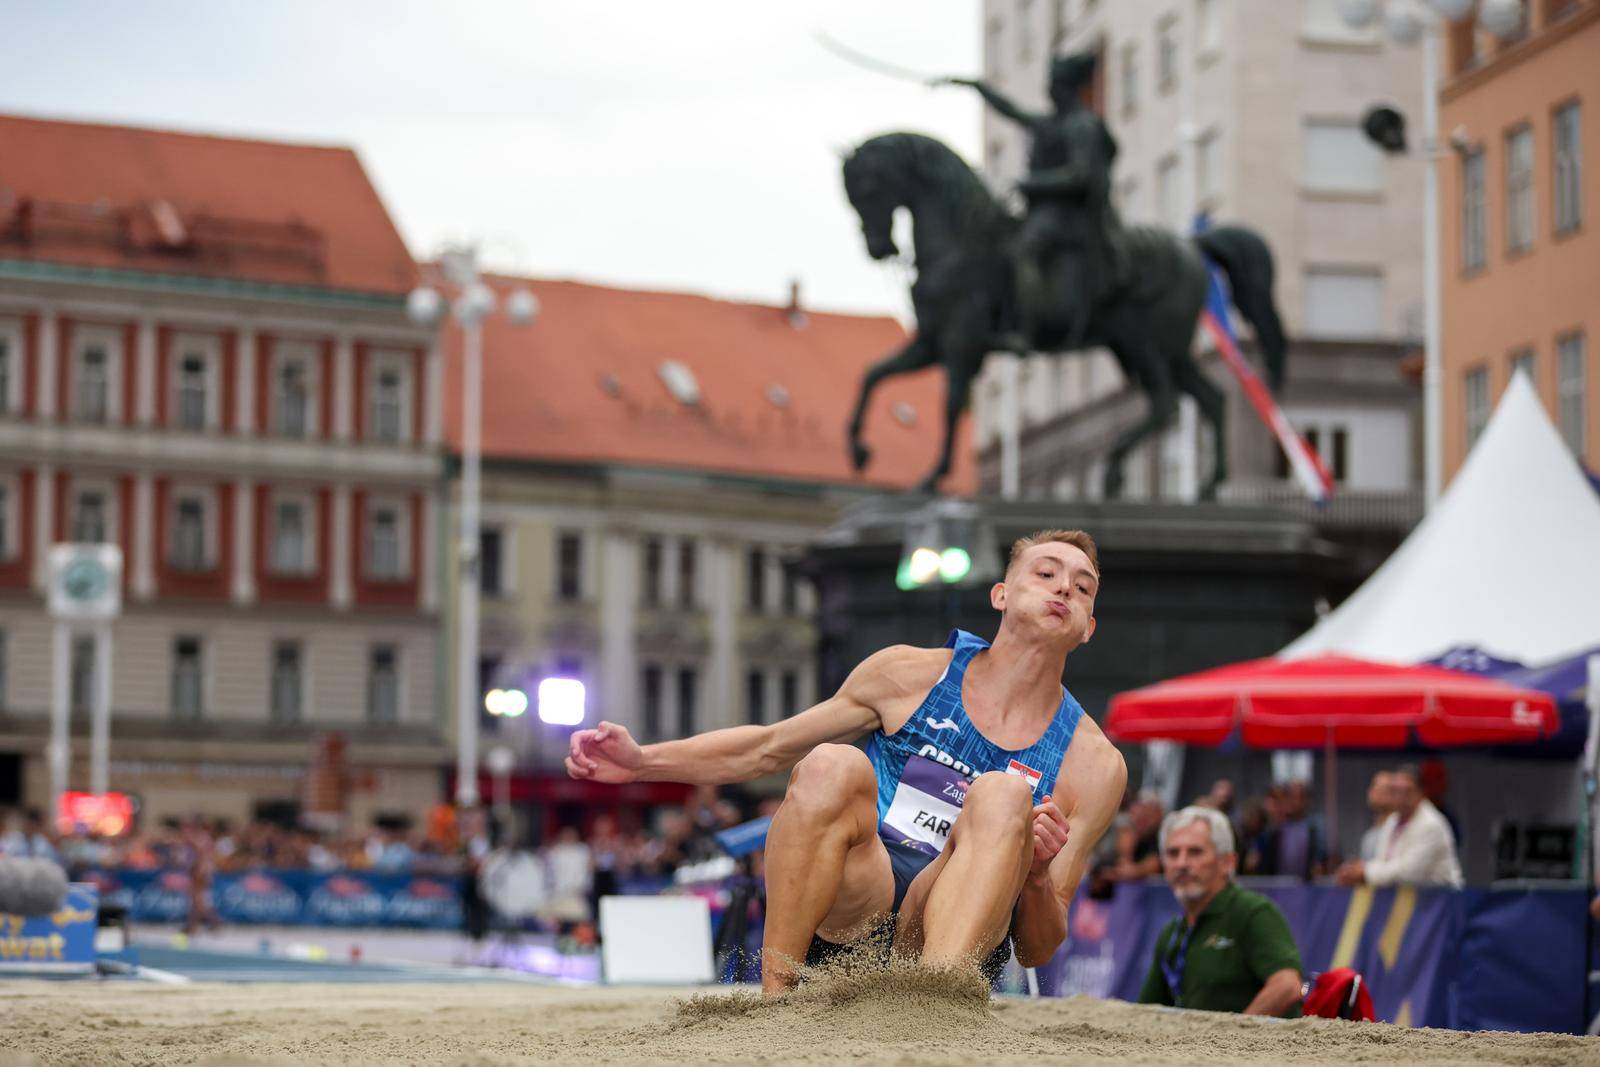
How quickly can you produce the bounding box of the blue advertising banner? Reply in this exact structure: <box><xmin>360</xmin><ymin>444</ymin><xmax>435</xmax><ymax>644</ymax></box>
<box><xmin>1038</xmin><ymin>880</ymin><xmax>1593</xmax><ymax>1034</ymax></box>
<box><xmin>0</xmin><ymin>883</ymin><xmax>99</xmax><ymax>972</ymax></box>
<box><xmin>75</xmin><ymin>869</ymin><xmax>463</xmax><ymax>930</ymax></box>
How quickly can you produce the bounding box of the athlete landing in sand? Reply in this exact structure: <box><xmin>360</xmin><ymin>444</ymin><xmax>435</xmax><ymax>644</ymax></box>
<box><xmin>566</xmin><ymin>528</ymin><xmax>1127</xmax><ymax>994</ymax></box>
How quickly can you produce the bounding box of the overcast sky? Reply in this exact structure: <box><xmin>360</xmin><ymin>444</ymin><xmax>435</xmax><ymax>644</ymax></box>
<box><xmin>0</xmin><ymin>1</ymin><xmax>982</xmax><ymax>317</ymax></box>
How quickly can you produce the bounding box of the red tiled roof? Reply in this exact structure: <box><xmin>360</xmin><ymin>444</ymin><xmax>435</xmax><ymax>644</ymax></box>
<box><xmin>0</xmin><ymin>113</ymin><xmax>417</xmax><ymax>295</ymax></box>
<box><xmin>442</xmin><ymin>273</ymin><xmax>977</xmax><ymax>493</ymax></box>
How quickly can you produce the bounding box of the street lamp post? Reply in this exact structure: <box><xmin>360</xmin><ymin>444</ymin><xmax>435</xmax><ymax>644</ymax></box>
<box><xmin>409</xmin><ymin>249</ymin><xmax>537</xmax><ymax>809</ymax></box>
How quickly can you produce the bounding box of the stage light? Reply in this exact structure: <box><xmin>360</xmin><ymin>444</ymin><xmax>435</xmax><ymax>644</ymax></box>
<box><xmin>908</xmin><ymin>547</ymin><xmax>942</xmax><ymax>585</ymax></box>
<box><xmin>539</xmin><ymin>678</ymin><xmax>586</xmax><ymax>726</ymax></box>
<box><xmin>939</xmin><ymin>547</ymin><xmax>972</xmax><ymax>583</ymax></box>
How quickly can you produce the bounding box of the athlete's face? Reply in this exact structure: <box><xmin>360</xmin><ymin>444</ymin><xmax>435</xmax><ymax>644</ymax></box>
<box><xmin>993</xmin><ymin>542</ymin><xmax>1098</xmax><ymax>647</ymax></box>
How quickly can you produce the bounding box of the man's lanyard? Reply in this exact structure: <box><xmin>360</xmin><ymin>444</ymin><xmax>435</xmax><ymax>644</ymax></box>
<box><xmin>1161</xmin><ymin>924</ymin><xmax>1198</xmax><ymax>1007</ymax></box>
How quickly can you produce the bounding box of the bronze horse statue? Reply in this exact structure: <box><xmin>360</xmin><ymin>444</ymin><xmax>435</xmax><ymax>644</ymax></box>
<box><xmin>841</xmin><ymin>131</ymin><xmax>1286</xmax><ymax>498</ymax></box>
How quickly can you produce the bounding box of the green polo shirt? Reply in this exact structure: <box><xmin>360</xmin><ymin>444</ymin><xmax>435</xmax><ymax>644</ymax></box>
<box><xmin>1137</xmin><ymin>883</ymin><xmax>1303</xmax><ymax>1016</ymax></box>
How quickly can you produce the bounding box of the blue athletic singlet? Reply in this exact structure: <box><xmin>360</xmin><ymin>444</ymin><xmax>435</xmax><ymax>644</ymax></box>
<box><xmin>865</xmin><ymin>629</ymin><xmax>1085</xmax><ymax>858</ymax></box>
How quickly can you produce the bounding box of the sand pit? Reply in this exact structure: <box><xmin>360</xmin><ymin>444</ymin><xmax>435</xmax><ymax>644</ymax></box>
<box><xmin>3</xmin><ymin>965</ymin><xmax>1597</xmax><ymax>1066</ymax></box>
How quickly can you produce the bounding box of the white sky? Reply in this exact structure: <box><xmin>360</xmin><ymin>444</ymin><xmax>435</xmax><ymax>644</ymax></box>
<box><xmin>0</xmin><ymin>1</ymin><xmax>982</xmax><ymax>317</ymax></box>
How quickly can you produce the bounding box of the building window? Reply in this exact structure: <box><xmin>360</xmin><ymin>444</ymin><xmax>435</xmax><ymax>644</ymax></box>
<box><xmin>368</xmin><ymin>645</ymin><xmax>399</xmax><ymax>724</ymax></box>
<box><xmin>677</xmin><ymin>539</ymin><xmax>697</xmax><ymax>609</ymax></box>
<box><xmin>177</xmin><ymin>351</ymin><xmax>209</xmax><ymax>430</ymax></box>
<box><xmin>1304</xmin><ymin>268</ymin><xmax>1384</xmax><ymax>337</ymax></box>
<box><xmin>1119</xmin><ymin>41</ymin><xmax>1138</xmax><ymax>114</ymax></box>
<box><xmin>1303</xmin><ymin>121</ymin><xmax>1382</xmax><ymax>194</ymax></box>
<box><xmin>745</xmin><ymin>669</ymin><xmax>766</xmax><ymax>726</ymax></box>
<box><xmin>1461</xmin><ymin>148</ymin><xmax>1488</xmax><ymax>273</ymax></box>
<box><xmin>746</xmin><ymin>547</ymin><xmax>767</xmax><ymax>612</ymax></box>
<box><xmin>1506</xmin><ymin>124</ymin><xmax>1535</xmax><ymax>253</ymax></box>
<box><xmin>370</xmin><ymin>360</ymin><xmax>406</xmax><ymax>443</ymax></box>
<box><xmin>275</xmin><ymin>348</ymin><xmax>314</xmax><ymax>438</ymax></box>
<box><xmin>366</xmin><ymin>504</ymin><xmax>404</xmax><ymax>580</ymax></box>
<box><xmin>1156</xmin><ymin>154</ymin><xmax>1180</xmax><ymax>229</ymax></box>
<box><xmin>1510</xmin><ymin>348</ymin><xmax>1536</xmax><ymax>387</ymax></box>
<box><xmin>270</xmin><ymin>498</ymin><xmax>314</xmax><ymax>576</ymax></box>
<box><xmin>72</xmin><ymin>489</ymin><xmax>109</xmax><ymax>544</ymax></box>
<box><xmin>171</xmin><ymin>494</ymin><xmax>209</xmax><ymax>571</ymax></box>
<box><xmin>1196</xmin><ymin>130</ymin><xmax>1221</xmax><ymax>205</ymax></box>
<box><xmin>641</xmin><ymin>664</ymin><xmax>663</xmax><ymax>742</ymax></box>
<box><xmin>780</xmin><ymin>670</ymin><xmax>799</xmax><ymax>719</ymax></box>
<box><xmin>1157</xmin><ymin>17</ymin><xmax>1179</xmax><ymax>92</ymax></box>
<box><xmin>75</xmin><ymin>344</ymin><xmax>110</xmax><ymax>422</ymax></box>
<box><xmin>641</xmin><ymin>537</ymin><xmax>663</xmax><ymax>607</ymax></box>
<box><xmin>479</xmin><ymin>527</ymin><xmax>504</xmax><ymax>596</ymax></box>
<box><xmin>0</xmin><ymin>330</ymin><xmax>14</xmax><ymax>415</ymax></box>
<box><xmin>676</xmin><ymin>666</ymin><xmax>697</xmax><ymax>739</ymax></box>
<box><xmin>782</xmin><ymin>562</ymin><xmax>803</xmax><ymax>615</ymax></box>
<box><xmin>1465</xmin><ymin>366</ymin><xmax>1490</xmax><ymax>452</ymax></box>
<box><xmin>1329</xmin><ymin>428</ymin><xmax>1349</xmax><ymax>483</ymax></box>
<box><xmin>172</xmin><ymin>637</ymin><xmax>203</xmax><ymax>721</ymax></box>
<box><xmin>270</xmin><ymin>642</ymin><xmax>302</xmax><ymax>725</ymax></box>
<box><xmin>556</xmin><ymin>531</ymin><xmax>582</xmax><ymax>602</ymax></box>
<box><xmin>1558</xmin><ymin>332</ymin><xmax>1588</xmax><ymax>457</ymax></box>
<box><xmin>1554</xmin><ymin>101</ymin><xmax>1582</xmax><ymax>235</ymax></box>
<box><xmin>70</xmin><ymin>635</ymin><xmax>95</xmax><ymax>717</ymax></box>
<box><xmin>1196</xmin><ymin>0</ymin><xmax>1222</xmax><ymax>54</ymax></box>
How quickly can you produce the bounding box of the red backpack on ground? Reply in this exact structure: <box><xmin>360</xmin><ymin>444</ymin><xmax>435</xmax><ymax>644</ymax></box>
<box><xmin>1302</xmin><ymin>968</ymin><xmax>1376</xmax><ymax>1022</ymax></box>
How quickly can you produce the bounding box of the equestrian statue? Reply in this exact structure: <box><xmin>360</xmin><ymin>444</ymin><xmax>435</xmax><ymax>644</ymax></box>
<box><xmin>842</xmin><ymin>50</ymin><xmax>1287</xmax><ymax>499</ymax></box>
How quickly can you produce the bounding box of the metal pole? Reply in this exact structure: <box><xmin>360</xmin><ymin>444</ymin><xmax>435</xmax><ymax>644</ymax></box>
<box><xmin>456</xmin><ymin>310</ymin><xmax>484</xmax><ymax>807</ymax></box>
<box><xmin>90</xmin><ymin>620</ymin><xmax>112</xmax><ymax>796</ymax></box>
<box><xmin>49</xmin><ymin>622</ymin><xmax>71</xmax><ymax>825</ymax></box>
<box><xmin>1422</xmin><ymin>24</ymin><xmax>1444</xmax><ymax>508</ymax></box>
<box><xmin>1585</xmin><ymin>655</ymin><xmax>1600</xmax><ymax>1030</ymax></box>
<box><xmin>1324</xmin><ymin>729</ymin><xmax>1340</xmax><ymax>864</ymax></box>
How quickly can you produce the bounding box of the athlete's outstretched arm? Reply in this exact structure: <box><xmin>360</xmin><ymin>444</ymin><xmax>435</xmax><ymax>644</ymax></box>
<box><xmin>564</xmin><ymin>646</ymin><xmax>925</xmax><ymax>787</ymax></box>
<box><xmin>1012</xmin><ymin>719</ymin><xmax>1127</xmax><ymax>967</ymax></box>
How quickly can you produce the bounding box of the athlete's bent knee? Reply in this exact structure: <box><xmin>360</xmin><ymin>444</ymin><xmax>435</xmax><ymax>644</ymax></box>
<box><xmin>783</xmin><ymin>745</ymin><xmax>874</xmax><ymax>821</ymax></box>
<box><xmin>959</xmin><ymin>772</ymin><xmax>1034</xmax><ymax>839</ymax></box>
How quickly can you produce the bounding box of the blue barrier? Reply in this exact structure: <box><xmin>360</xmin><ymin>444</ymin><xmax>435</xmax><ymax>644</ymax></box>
<box><xmin>74</xmin><ymin>868</ymin><xmax>464</xmax><ymax>930</ymax></box>
<box><xmin>1036</xmin><ymin>880</ymin><xmax>1596</xmax><ymax>1034</ymax></box>
<box><xmin>0</xmin><ymin>883</ymin><xmax>99</xmax><ymax>973</ymax></box>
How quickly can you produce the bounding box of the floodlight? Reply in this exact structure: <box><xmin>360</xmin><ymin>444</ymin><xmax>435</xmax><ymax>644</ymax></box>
<box><xmin>539</xmin><ymin>678</ymin><xmax>586</xmax><ymax>726</ymax></box>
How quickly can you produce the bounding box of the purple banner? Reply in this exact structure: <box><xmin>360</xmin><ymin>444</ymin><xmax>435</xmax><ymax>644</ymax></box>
<box><xmin>1037</xmin><ymin>880</ymin><xmax>1592</xmax><ymax>1034</ymax></box>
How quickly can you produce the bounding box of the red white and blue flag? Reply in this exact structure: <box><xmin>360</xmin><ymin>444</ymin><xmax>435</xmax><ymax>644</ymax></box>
<box><xmin>1197</xmin><ymin>241</ymin><xmax>1335</xmax><ymax>505</ymax></box>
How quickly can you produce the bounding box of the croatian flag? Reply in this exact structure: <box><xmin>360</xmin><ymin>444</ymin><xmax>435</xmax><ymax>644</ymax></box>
<box><xmin>1199</xmin><ymin>264</ymin><xmax>1334</xmax><ymax>505</ymax></box>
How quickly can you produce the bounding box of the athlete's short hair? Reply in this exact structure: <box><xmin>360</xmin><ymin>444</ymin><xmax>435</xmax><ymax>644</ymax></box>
<box><xmin>1006</xmin><ymin>529</ymin><xmax>1099</xmax><ymax>581</ymax></box>
<box><xmin>1158</xmin><ymin>806</ymin><xmax>1236</xmax><ymax>858</ymax></box>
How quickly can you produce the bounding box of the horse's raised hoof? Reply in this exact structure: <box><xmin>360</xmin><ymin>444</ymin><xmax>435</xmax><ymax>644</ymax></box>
<box><xmin>850</xmin><ymin>441</ymin><xmax>872</xmax><ymax>472</ymax></box>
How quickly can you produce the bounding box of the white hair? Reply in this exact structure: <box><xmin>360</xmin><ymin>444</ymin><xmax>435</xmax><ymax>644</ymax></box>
<box><xmin>1158</xmin><ymin>806</ymin><xmax>1236</xmax><ymax>857</ymax></box>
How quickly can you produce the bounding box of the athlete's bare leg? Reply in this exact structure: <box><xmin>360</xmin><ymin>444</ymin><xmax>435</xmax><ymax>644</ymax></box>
<box><xmin>760</xmin><ymin>745</ymin><xmax>895</xmax><ymax>994</ymax></box>
<box><xmin>894</xmin><ymin>771</ymin><xmax>1033</xmax><ymax>967</ymax></box>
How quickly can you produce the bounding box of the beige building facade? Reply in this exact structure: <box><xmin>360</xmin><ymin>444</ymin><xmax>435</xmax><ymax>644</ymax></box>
<box><xmin>972</xmin><ymin>0</ymin><xmax>1426</xmax><ymax>511</ymax></box>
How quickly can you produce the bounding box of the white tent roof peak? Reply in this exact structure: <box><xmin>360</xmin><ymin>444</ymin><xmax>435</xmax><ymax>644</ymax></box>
<box><xmin>1282</xmin><ymin>374</ymin><xmax>1600</xmax><ymax>664</ymax></box>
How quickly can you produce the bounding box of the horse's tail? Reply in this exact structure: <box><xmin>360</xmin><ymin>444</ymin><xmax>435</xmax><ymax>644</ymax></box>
<box><xmin>1196</xmin><ymin>225</ymin><xmax>1288</xmax><ymax>392</ymax></box>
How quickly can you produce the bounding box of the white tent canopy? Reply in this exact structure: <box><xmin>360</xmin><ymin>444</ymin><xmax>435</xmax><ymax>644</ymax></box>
<box><xmin>1282</xmin><ymin>374</ymin><xmax>1600</xmax><ymax>664</ymax></box>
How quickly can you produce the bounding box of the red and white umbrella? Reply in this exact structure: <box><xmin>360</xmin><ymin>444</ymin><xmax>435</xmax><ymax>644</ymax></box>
<box><xmin>1106</xmin><ymin>655</ymin><xmax>1558</xmax><ymax>860</ymax></box>
<box><xmin>1107</xmin><ymin>654</ymin><xmax>1558</xmax><ymax>748</ymax></box>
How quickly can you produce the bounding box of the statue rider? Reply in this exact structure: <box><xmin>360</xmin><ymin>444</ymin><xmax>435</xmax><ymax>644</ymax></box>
<box><xmin>937</xmin><ymin>50</ymin><xmax>1124</xmax><ymax>354</ymax></box>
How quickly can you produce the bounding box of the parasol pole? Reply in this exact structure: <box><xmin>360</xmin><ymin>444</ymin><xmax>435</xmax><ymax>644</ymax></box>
<box><xmin>1325</xmin><ymin>727</ymin><xmax>1340</xmax><ymax>867</ymax></box>
<box><xmin>1583</xmin><ymin>655</ymin><xmax>1599</xmax><ymax>1031</ymax></box>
